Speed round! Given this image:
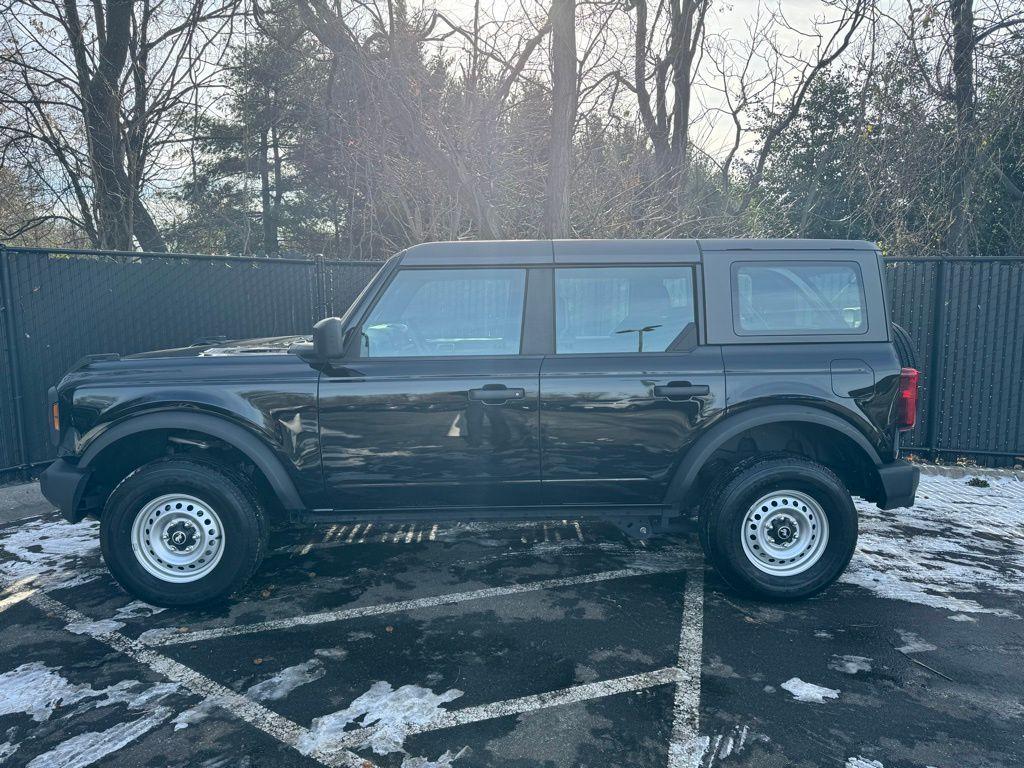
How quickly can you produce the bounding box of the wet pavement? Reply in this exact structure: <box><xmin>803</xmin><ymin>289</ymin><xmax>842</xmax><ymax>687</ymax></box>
<box><xmin>0</xmin><ymin>470</ymin><xmax>1022</xmax><ymax>768</ymax></box>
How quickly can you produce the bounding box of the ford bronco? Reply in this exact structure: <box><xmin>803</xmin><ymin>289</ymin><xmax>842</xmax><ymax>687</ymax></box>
<box><xmin>40</xmin><ymin>239</ymin><xmax>920</xmax><ymax>606</ymax></box>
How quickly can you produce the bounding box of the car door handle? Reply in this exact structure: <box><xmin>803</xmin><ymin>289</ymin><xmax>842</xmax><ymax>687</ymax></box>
<box><xmin>468</xmin><ymin>386</ymin><xmax>526</xmax><ymax>403</ymax></box>
<box><xmin>653</xmin><ymin>382</ymin><xmax>710</xmax><ymax>400</ymax></box>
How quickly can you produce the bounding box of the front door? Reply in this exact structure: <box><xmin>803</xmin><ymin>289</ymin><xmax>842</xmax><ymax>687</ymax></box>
<box><xmin>318</xmin><ymin>267</ymin><xmax>542</xmax><ymax>510</ymax></box>
<box><xmin>540</xmin><ymin>264</ymin><xmax>726</xmax><ymax>506</ymax></box>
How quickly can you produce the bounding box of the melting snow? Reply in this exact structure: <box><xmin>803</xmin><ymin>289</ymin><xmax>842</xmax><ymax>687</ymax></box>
<box><xmin>25</xmin><ymin>706</ymin><xmax>171</xmax><ymax>768</ymax></box>
<box><xmin>401</xmin><ymin>748</ymin><xmax>467</xmax><ymax>767</ymax></box>
<box><xmin>843</xmin><ymin>475</ymin><xmax>1024</xmax><ymax>616</ymax></box>
<box><xmin>780</xmin><ymin>677</ymin><xmax>839</xmax><ymax>703</ymax></box>
<box><xmin>246</xmin><ymin>659</ymin><xmax>326</xmax><ymax>702</ymax></box>
<box><xmin>895</xmin><ymin>630</ymin><xmax>937</xmax><ymax>654</ymax></box>
<box><xmin>172</xmin><ymin>698</ymin><xmax>221</xmax><ymax>731</ymax></box>
<box><xmin>298</xmin><ymin>681</ymin><xmax>463</xmax><ymax>756</ymax></box>
<box><xmin>112</xmin><ymin>601</ymin><xmax>166</xmax><ymax>620</ymax></box>
<box><xmin>0</xmin><ymin>661</ymin><xmax>177</xmax><ymax>723</ymax></box>
<box><xmin>0</xmin><ymin>518</ymin><xmax>102</xmax><ymax>591</ymax></box>
<box><xmin>65</xmin><ymin>618</ymin><xmax>126</xmax><ymax>636</ymax></box>
<box><xmin>829</xmin><ymin>655</ymin><xmax>873</xmax><ymax>674</ymax></box>
<box><xmin>846</xmin><ymin>758</ymin><xmax>884</xmax><ymax>768</ymax></box>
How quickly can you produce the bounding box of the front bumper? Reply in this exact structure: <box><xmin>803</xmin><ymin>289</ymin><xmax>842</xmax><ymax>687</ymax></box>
<box><xmin>875</xmin><ymin>459</ymin><xmax>920</xmax><ymax>510</ymax></box>
<box><xmin>39</xmin><ymin>458</ymin><xmax>92</xmax><ymax>523</ymax></box>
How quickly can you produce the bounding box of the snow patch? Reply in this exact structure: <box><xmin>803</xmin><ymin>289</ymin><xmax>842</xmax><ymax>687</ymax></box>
<box><xmin>0</xmin><ymin>518</ymin><xmax>102</xmax><ymax>591</ymax></box>
<box><xmin>172</xmin><ymin>698</ymin><xmax>221</xmax><ymax>731</ymax></box>
<box><xmin>895</xmin><ymin>630</ymin><xmax>937</xmax><ymax>654</ymax></box>
<box><xmin>843</xmin><ymin>475</ymin><xmax>1024</xmax><ymax>616</ymax></box>
<box><xmin>829</xmin><ymin>655</ymin><xmax>873</xmax><ymax>674</ymax></box>
<box><xmin>947</xmin><ymin>613</ymin><xmax>977</xmax><ymax>623</ymax></box>
<box><xmin>25</xmin><ymin>706</ymin><xmax>171</xmax><ymax>768</ymax></box>
<box><xmin>0</xmin><ymin>740</ymin><xmax>19</xmax><ymax>760</ymax></box>
<box><xmin>246</xmin><ymin>659</ymin><xmax>325</xmax><ymax>702</ymax></box>
<box><xmin>401</xmin><ymin>747</ymin><xmax>467</xmax><ymax>767</ymax></box>
<box><xmin>298</xmin><ymin>681</ymin><xmax>463</xmax><ymax>756</ymax></box>
<box><xmin>314</xmin><ymin>647</ymin><xmax>349</xmax><ymax>661</ymax></box>
<box><xmin>113</xmin><ymin>601</ymin><xmax>166</xmax><ymax>620</ymax></box>
<box><xmin>780</xmin><ymin>677</ymin><xmax>839</xmax><ymax>703</ymax></box>
<box><xmin>0</xmin><ymin>662</ymin><xmax>177</xmax><ymax>723</ymax></box>
<box><xmin>65</xmin><ymin>618</ymin><xmax>125</xmax><ymax>636</ymax></box>
<box><xmin>846</xmin><ymin>757</ymin><xmax>884</xmax><ymax>768</ymax></box>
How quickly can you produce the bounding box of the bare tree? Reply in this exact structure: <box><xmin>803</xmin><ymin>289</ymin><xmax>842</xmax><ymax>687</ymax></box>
<box><xmin>545</xmin><ymin>0</ymin><xmax>575</xmax><ymax>236</ymax></box>
<box><xmin>0</xmin><ymin>0</ymin><xmax>240</xmax><ymax>249</ymax></box>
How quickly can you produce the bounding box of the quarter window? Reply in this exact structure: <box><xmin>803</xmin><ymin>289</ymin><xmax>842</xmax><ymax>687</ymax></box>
<box><xmin>555</xmin><ymin>266</ymin><xmax>696</xmax><ymax>353</ymax></box>
<box><xmin>362</xmin><ymin>268</ymin><xmax>526</xmax><ymax>357</ymax></box>
<box><xmin>733</xmin><ymin>262</ymin><xmax>866</xmax><ymax>334</ymax></box>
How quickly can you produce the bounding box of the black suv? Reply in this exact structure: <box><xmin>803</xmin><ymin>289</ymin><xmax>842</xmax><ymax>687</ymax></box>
<box><xmin>40</xmin><ymin>239</ymin><xmax>920</xmax><ymax>607</ymax></box>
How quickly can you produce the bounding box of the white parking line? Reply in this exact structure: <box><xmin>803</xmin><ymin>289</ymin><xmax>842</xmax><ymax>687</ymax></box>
<box><xmin>7</xmin><ymin>585</ymin><xmax>372</xmax><ymax>768</ymax></box>
<box><xmin>308</xmin><ymin>559</ymin><xmax>706</xmax><ymax>766</ymax></box>
<box><xmin>669</xmin><ymin>565</ymin><xmax>706</xmax><ymax>768</ymax></box>
<box><xmin>143</xmin><ymin>564</ymin><xmax>690</xmax><ymax>646</ymax></box>
<box><xmin>324</xmin><ymin>667</ymin><xmax>686</xmax><ymax>752</ymax></box>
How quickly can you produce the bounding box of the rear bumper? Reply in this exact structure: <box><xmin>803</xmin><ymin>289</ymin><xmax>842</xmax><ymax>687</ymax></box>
<box><xmin>39</xmin><ymin>458</ymin><xmax>92</xmax><ymax>523</ymax></box>
<box><xmin>874</xmin><ymin>459</ymin><xmax>920</xmax><ymax>510</ymax></box>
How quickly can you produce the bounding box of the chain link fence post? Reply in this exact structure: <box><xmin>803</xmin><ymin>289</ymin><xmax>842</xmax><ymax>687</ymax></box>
<box><xmin>924</xmin><ymin>256</ymin><xmax>949</xmax><ymax>459</ymax></box>
<box><xmin>0</xmin><ymin>244</ymin><xmax>31</xmax><ymax>474</ymax></box>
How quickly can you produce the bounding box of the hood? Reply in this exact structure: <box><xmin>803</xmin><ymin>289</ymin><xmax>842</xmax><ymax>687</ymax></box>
<box><xmin>125</xmin><ymin>334</ymin><xmax>309</xmax><ymax>359</ymax></box>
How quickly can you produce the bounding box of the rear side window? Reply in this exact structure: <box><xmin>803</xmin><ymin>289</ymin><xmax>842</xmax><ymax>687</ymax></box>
<box><xmin>555</xmin><ymin>266</ymin><xmax>695</xmax><ymax>353</ymax></box>
<box><xmin>732</xmin><ymin>262</ymin><xmax>866</xmax><ymax>335</ymax></box>
<box><xmin>362</xmin><ymin>268</ymin><xmax>526</xmax><ymax>357</ymax></box>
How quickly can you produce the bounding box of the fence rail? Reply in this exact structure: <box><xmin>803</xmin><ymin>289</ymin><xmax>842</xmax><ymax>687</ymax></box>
<box><xmin>1</xmin><ymin>245</ymin><xmax>1021</xmax><ymax>480</ymax></box>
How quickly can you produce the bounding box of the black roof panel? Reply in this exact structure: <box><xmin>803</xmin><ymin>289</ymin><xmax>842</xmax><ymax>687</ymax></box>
<box><xmin>396</xmin><ymin>238</ymin><xmax>877</xmax><ymax>266</ymax></box>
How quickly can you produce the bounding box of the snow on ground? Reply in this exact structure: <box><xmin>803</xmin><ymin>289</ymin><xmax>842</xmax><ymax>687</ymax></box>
<box><xmin>26</xmin><ymin>707</ymin><xmax>172</xmax><ymax>768</ymax></box>
<box><xmin>245</xmin><ymin>659</ymin><xmax>326</xmax><ymax>702</ymax></box>
<box><xmin>298</xmin><ymin>681</ymin><xmax>464</xmax><ymax>757</ymax></box>
<box><xmin>844</xmin><ymin>474</ymin><xmax>1024</xmax><ymax>616</ymax></box>
<box><xmin>0</xmin><ymin>517</ymin><xmax>103</xmax><ymax>591</ymax></box>
<box><xmin>828</xmin><ymin>655</ymin><xmax>873</xmax><ymax>674</ymax></box>
<box><xmin>780</xmin><ymin>677</ymin><xmax>840</xmax><ymax>703</ymax></box>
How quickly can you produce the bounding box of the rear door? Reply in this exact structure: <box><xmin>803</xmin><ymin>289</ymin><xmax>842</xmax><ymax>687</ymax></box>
<box><xmin>540</xmin><ymin>244</ymin><xmax>726</xmax><ymax>507</ymax></box>
<box><xmin>318</xmin><ymin>266</ymin><xmax>544</xmax><ymax>510</ymax></box>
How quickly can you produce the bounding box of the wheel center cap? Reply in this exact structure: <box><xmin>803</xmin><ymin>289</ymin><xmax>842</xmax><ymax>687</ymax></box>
<box><xmin>766</xmin><ymin>516</ymin><xmax>799</xmax><ymax>546</ymax></box>
<box><xmin>163</xmin><ymin>521</ymin><xmax>199</xmax><ymax>553</ymax></box>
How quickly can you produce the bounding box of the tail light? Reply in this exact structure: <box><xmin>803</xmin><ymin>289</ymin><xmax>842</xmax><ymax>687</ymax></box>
<box><xmin>897</xmin><ymin>368</ymin><xmax>918</xmax><ymax>431</ymax></box>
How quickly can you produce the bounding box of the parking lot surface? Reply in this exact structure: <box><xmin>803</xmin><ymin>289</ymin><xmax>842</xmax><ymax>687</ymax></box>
<box><xmin>0</xmin><ymin>470</ymin><xmax>1022</xmax><ymax>768</ymax></box>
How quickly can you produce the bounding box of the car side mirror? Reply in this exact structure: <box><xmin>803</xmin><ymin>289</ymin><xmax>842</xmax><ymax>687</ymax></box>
<box><xmin>313</xmin><ymin>317</ymin><xmax>347</xmax><ymax>359</ymax></box>
<box><xmin>291</xmin><ymin>317</ymin><xmax>347</xmax><ymax>365</ymax></box>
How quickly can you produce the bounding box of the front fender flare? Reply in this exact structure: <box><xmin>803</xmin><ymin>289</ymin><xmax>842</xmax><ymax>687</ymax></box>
<box><xmin>79</xmin><ymin>411</ymin><xmax>305</xmax><ymax>512</ymax></box>
<box><xmin>665</xmin><ymin>405</ymin><xmax>883</xmax><ymax>506</ymax></box>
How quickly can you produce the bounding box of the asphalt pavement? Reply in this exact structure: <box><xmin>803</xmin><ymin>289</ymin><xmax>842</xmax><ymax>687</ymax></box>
<box><xmin>0</xmin><ymin>469</ymin><xmax>1021</xmax><ymax>768</ymax></box>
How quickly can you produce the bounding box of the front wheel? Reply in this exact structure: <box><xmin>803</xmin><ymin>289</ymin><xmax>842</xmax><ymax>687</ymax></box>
<box><xmin>100</xmin><ymin>459</ymin><xmax>268</xmax><ymax>607</ymax></box>
<box><xmin>699</xmin><ymin>456</ymin><xmax>857</xmax><ymax>600</ymax></box>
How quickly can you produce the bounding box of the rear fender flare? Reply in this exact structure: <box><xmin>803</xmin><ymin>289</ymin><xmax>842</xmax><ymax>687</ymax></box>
<box><xmin>79</xmin><ymin>411</ymin><xmax>305</xmax><ymax>512</ymax></box>
<box><xmin>665</xmin><ymin>405</ymin><xmax>883</xmax><ymax>505</ymax></box>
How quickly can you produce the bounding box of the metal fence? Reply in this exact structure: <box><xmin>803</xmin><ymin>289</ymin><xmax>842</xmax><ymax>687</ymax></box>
<box><xmin>1</xmin><ymin>246</ymin><xmax>1022</xmax><ymax>481</ymax></box>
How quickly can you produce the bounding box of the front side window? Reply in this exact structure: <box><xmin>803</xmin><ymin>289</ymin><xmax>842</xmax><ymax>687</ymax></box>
<box><xmin>555</xmin><ymin>266</ymin><xmax>696</xmax><ymax>353</ymax></box>
<box><xmin>733</xmin><ymin>262</ymin><xmax>866</xmax><ymax>334</ymax></box>
<box><xmin>361</xmin><ymin>268</ymin><xmax>526</xmax><ymax>357</ymax></box>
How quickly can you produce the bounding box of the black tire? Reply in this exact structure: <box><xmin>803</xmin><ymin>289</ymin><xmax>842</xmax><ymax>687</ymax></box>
<box><xmin>891</xmin><ymin>322</ymin><xmax>917</xmax><ymax>370</ymax></box>
<box><xmin>100</xmin><ymin>458</ymin><xmax>269</xmax><ymax>608</ymax></box>
<box><xmin>699</xmin><ymin>455</ymin><xmax>857</xmax><ymax>600</ymax></box>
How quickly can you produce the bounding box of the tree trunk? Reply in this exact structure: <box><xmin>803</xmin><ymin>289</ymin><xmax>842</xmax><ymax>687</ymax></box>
<box><xmin>947</xmin><ymin>0</ymin><xmax>975</xmax><ymax>256</ymax></box>
<box><xmin>545</xmin><ymin>0</ymin><xmax>576</xmax><ymax>238</ymax></box>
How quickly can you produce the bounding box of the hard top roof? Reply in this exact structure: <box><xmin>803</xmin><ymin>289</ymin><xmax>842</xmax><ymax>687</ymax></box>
<box><xmin>397</xmin><ymin>238</ymin><xmax>878</xmax><ymax>266</ymax></box>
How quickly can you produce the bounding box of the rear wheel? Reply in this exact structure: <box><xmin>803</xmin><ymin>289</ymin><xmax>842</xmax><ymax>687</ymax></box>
<box><xmin>699</xmin><ymin>455</ymin><xmax>857</xmax><ymax>599</ymax></box>
<box><xmin>100</xmin><ymin>459</ymin><xmax>268</xmax><ymax>607</ymax></box>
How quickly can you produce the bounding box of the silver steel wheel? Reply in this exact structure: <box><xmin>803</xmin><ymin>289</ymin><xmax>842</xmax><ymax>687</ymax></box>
<box><xmin>740</xmin><ymin>490</ymin><xmax>829</xmax><ymax>576</ymax></box>
<box><xmin>130</xmin><ymin>493</ymin><xmax>226</xmax><ymax>583</ymax></box>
